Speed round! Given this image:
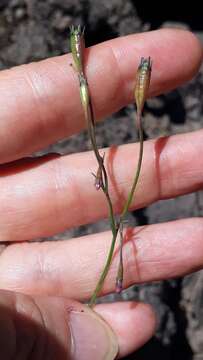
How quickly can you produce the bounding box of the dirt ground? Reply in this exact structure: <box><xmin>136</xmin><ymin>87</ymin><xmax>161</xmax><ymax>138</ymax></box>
<box><xmin>0</xmin><ymin>1</ymin><xmax>203</xmax><ymax>359</ymax></box>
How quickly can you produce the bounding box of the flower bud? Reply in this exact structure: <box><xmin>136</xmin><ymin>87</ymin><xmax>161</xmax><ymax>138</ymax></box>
<box><xmin>134</xmin><ymin>57</ymin><xmax>152</xmax><ymax>114</ymax></box>
<box><xmin>70</xmin><ymin>25</ymin><xmax>85</xmax><ymax>74</ymax></box>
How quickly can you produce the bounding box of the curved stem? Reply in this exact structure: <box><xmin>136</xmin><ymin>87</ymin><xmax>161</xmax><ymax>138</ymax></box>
<box><xmin>85</xmin><ymin>88</ymin><xmax>118</xmax><ymax>307</ymax></box>
<box><xmin>120</xmin><ymin>113</ymin><xmax>143</xmax><ymax>221</ymax></box>
<box><xmin>87</xmin><ymin>102</ymin><xmax>116</xmax><ymax>232</ymax></box>
<box><xmin>115</xmin><ymin>112</ymin><xmax>144</xmax><ymax>291</ymax></box>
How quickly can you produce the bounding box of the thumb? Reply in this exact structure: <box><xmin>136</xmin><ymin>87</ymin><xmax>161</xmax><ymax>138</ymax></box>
<box><xmin>69</xmin><ymin>306</ymin><xmax>118</xmax><ymax>359</ymax></box>
<box><xmin>0</xmin><ymin>289</ymin><xmax>118</xmax><ymax>360</ymax></box>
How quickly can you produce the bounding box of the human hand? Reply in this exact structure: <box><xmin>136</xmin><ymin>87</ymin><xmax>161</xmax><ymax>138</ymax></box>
<box><xmin>0</xmin><ymin>29</ymin><xmax>202</xmax><ymax>359</ymax></box>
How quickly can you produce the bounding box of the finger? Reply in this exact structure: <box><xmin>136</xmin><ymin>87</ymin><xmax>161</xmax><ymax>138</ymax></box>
<box><xmin>1</xmin><ymin>129</ymin><xmax>203</xmax><ymax>240</ymax></box>
<box><xmin>0</xmin><ymin>29</ymin><xmax>202</xmax><ymax>163</ymax></box>
<box><xmin>96</xmin><ymin>302</ymin><xmax>156</xmax><ymax>358</ymax></box>
<box><xmin>0</xmin><ymin>218</ymin><xmax>203</xmax><ymax>299</ymax></box>
<box><xmin>0</xmin><ymin>289</ymin><xmax>155</xmax><ymax>359</ymax></box>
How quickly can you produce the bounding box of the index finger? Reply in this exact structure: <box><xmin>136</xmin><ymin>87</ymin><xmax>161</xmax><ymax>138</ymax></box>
<box><xmin>0</xmin><ymin>28</ymin><xmax>202</xmax><ymax>163</ymax></box>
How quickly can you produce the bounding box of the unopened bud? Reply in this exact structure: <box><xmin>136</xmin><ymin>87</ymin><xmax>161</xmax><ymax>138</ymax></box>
<box><xmin>70</xmin><ymin>25</ymin><xmax>85</xmax><ymax>75</ymax></box>
<box><xmin>134</xmin><ymin>57</ymin><xmax>152</xmax><ymax>114</ymax></box>
<box><xmin>115</xmin><ymin>277</ymin><xmax>123</xmax><ymax>294</ymax></box>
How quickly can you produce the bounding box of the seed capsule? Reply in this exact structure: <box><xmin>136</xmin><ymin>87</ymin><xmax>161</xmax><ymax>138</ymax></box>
<box><xmin>134</xmin><ymin>57</ymin><xmax>152</xmax><ymax>114</ymax></box>
<box><xmin>70</xmin><ymin>25</ymin><xmax>85</xmax><ymax>75</ymax></box>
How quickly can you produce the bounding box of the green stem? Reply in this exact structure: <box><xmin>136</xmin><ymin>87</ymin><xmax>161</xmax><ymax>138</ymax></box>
<box><xmin>87</xmin><ymin>102</ymin><xmax>116</xmax><ymax>231</ymax></box>
<box><xmin>90</xmin><ymin>112</ymin><xmax>144</xmax><ymax>305</ymax></box>
<box><xmin>120</xmin><ymin>112</ymin><xmax>143</xmax><ymax>221</ymax></box>
<box><xmin>114</xmin><ymin>112</ymin><xmax>144</xmax><ymax>291</ymax></box>
<box><xmin>115</xmin><ymin>224</ymin><xmax>124</xmax><ymax>293</ymax></box>
<box><xmin>89</xmin><ymin>227</ymin><xmax>119</xmax><ymax>307</ymax></box>
<box><xmin>70</xmin><ymin>30</ymin><xmax>118</xmax><ymax>307</ymax></box>
<box><xmin>85</xmin><ymin>86</ymin><xmax>118</xmax><ymax>307</ymax></box>
<box><xmin>88</xmin><ymin>119</ymin><xmax>119</xmax><ymax>306</ymax></box>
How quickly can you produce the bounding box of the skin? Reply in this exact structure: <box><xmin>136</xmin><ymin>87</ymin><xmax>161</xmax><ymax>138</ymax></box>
<box><xmin>0</xmin><ymin>28</ymin><xmax>202</xmax><ymax>358</ymax></box>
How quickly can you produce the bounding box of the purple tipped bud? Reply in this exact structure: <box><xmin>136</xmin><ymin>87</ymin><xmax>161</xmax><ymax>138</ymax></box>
<box><xmin>115</xmin><ymin>278</ymin><xmax>123</xmax><ymax>294</ymax></box>
<box><xmin>95</xmin><ymin>179</ymin><xmax>102</xmax><ymax>190</ymax></box>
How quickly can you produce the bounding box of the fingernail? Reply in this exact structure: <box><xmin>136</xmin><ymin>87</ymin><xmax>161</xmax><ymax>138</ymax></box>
<box><xmin>69</xmin><ymin>307</ymin><xmax>118</xmax><ymax>360</ymax></box>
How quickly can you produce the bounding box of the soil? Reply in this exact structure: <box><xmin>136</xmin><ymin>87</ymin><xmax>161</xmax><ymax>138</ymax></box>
<box><xmin>0</xmin><ymin>1</ymin><xmax>203</xmax><ymax>359</ymax></box>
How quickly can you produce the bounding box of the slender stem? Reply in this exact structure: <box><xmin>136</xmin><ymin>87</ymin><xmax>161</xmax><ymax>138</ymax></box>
<box><xmin>120</xmin><ymin>112</ymin><xmax>143</xmax><ymax>221</ymax></box>
<box><xmin>116</xmin><ymin>224</ymin><xmax>124</xmax><ymax>293</ymax></box>
<box><xmin>114</xmin><ymin>112</ymin><xmax>144</xmax><ymax>291</ymax></box>
<box><xmin>90</xmin><ymin>112</ymin><xmax>144</xmax><ymax>304</ymax></box>
<box><xmin>90</xmin><ymin>111</ymin><xmax>144</xmax><ymax>304</ymax></box>
<box><xmin>86</xmin><ymin>99</ymin><xmax>116</xmax><ymax>232</ymax></box>
<box><xmin>89</xmin><ymin>227</ymin><xmax>119</xmax><ymax>307</ymax></box>
<box><xmin>77</xmin><ymin>73</ymin><xmax>118</xmax><ymax>305</ymax></box>
<box><xmin>82</xmin><ymin>79</ymin><xmax>118</xmax><ymax>307</ymax></box>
